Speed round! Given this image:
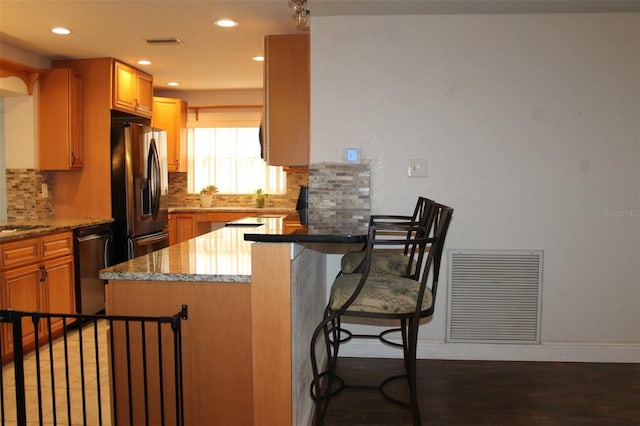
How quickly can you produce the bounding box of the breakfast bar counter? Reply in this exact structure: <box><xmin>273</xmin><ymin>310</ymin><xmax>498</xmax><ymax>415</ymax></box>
<box><xmin>100</xmin><ymin>211</ymin><xmax>369</xmax><ymax>426</ymax></box>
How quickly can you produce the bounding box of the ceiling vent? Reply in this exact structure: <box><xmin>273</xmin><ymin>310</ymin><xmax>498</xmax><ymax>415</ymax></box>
<box><xmin>146</xmin><ymin>38</ymin><xmax>184</xmax><ymax>46</ymax></box>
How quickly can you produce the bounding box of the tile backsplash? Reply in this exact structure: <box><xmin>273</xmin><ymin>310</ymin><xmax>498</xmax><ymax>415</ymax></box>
<box><xmin>5</xmin><ymin>164</ymin><xmax>372</xmax><ymax>220</ymax></box>
<box><xmin>308</xmin><ymin>162</ymin><xmax>370</xmax><ymax>210</ymax></box>
<box><xmin>308</xmin><ymin>162</ymin><xmax>371</xmax><ymax>231</ymax></box>
<box><xmin>168</xmin><ymin>171</ymin><xmax>308</xmax><ymax>209</ymax></box>
<box><xmin>6</xmin><ymin>169</ymin><xmax>54</xmax><ymax>221</ymax></box>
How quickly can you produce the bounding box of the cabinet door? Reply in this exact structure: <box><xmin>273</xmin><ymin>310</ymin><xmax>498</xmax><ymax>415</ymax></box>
<box><xmin>136</xmin><ymin>71</ymin><xmax>154</xmax><ymax>117</ymax></box>
<box><xmin>38</xmin><ymin>68</ymin><xmax>84</xmax><ymax>170</ymax></box>
<box><xmin>69</xmin><ymin>70</ymin><xmax>84</xmax><ymax>167</ymax></box>
<box><xmin>152</xmin><ymin>97</ymin><xmax>188</xmax><ymax>172</ymax></box>
<box><xmin>43</xmin><ymin>255</ymin><xmax>76</xmax><ymax>333</ymax></box>
<box><xmin>113</xmin><ymin>61</ymin><xmax>153</xmax><ymax>118</ymax></box>
<box><xmin>264</xmin><ymin>34</ymin><xmax>310</xmax><ymax>167</ymax></box>
<box><xmin>113</xmin><ymin>61</ymin><xmax>138</xmax><ymax>111</ymax></box>
<box><xmin>175</xmin><ymin>214</ymin><xmax>196</xmax><ymax>244</ymax></box>
<box><xmin>1</xmin><ymin>264</ymin><xmax>42</xmax><ymax>357</ymax></box>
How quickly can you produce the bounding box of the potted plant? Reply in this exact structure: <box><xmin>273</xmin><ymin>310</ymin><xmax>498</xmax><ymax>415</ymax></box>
<box><xmin>199</xmin><ymin>185</ymin><xmax>218</xmax><ymax>207</ymax></box>
<box><xmin>248</xmin><ymin>188</ymin><xmax>268</xmax><ymax>208</ymax></box>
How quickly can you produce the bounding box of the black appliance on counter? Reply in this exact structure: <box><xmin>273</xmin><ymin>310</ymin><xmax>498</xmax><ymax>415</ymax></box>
<box><xmin>296</xmin><ymin>185</ymin><xmax>308</xmax><ymax>210</ymax></box>
<box><xmin>74</xmin><ymin>223</ymin><xmax>112</xmax><ymax>314</ymax></box>
<box><xmin>296</xmin><ymin>185</ymin><xmax>309</xmax><ymax>225</ymax></box>
<box><xmin>111</xmin><ymin>120</ymin><xmax>169</xmax><ymax>264</ymax></box>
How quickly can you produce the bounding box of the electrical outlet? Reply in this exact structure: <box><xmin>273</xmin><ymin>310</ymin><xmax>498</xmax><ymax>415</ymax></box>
<box><xmin>408</xmin><ymin>159</ymin><xmax>427</xmax><ymax>178</ymax></box>
<box><xmin>41</xmin><ymin>183</ymin><xmax>48</xmax><ymax>198</ymax></box>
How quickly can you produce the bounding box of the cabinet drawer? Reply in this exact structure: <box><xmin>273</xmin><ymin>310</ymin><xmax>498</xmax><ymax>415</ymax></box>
<box><xmin>1</xmin><ymin>238</ymin><xmax>40</xmax><ymax>269</ymax></box>
<box><xmin>41</xmin><ymin>232</ymin><xmax>73</xmax><ymax>260</ymax></box>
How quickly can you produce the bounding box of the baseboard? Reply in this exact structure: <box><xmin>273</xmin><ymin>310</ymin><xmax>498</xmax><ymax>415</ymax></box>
<box><xmin>339</xmin><ymin>339</ymin><xmax>640</xmax><ymax>363</ymax></box>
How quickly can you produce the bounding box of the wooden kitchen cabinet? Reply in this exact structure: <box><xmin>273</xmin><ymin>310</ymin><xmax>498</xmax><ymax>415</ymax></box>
<box><xmin>263</xmin><ymin>34</ymin><xmax>309</xmax><ymax>167</ymax></box>
<box><xmin>38</xmin><ymin>67</ymin><xmax>84</xmax><ymax>169</ymax></box>
<box><xmin>152</xmin><ymin>97</ymin><xmax>188</xmax><ymax>172</ymax></box>
<box><xmin>113</xmin><ymin>60</ymin><xmax>153</xmax><ymax>118</ymax></box>
<box><xmin>1</xmin><ymin>263</ymin><xmax>40</xmax><ymax>359</ymax></box>
<box><xmin>169</xmin><ymin>213</ymin><xmax>197</xmax><ymax>245</ymax></box>
<box><xmin>50</xmin><ymin>57</ymin><xmax>154</xmax><ymax>218</ymax></box>
<box><xmin>169</xmin><ymin>212</ymin><xmax>257</xmax><ymax>245</ymax></box>
<box><xmin>0</xmin><ymin>232</ymin><xmax>76</xmax><ymax>362</ymax></box>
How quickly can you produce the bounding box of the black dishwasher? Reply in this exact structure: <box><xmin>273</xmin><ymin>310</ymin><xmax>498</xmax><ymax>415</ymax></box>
<box><xmin>73</xmin><ymin>223</ymin><xmax>113</xmax><ymax>314</ymax></box>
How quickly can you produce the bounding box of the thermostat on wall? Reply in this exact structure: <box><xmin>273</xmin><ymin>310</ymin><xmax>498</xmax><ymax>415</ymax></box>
<box><xmin>344</xmin><ymin>148</ymin><xmax>360</xmax><ymax>163</ymax></box>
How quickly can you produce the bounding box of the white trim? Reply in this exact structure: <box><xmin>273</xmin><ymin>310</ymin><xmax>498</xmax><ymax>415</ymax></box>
<box><xmin>339</xmin><ymin>340</ymin><xmax>640</xmax><ymax>363</ymax></box>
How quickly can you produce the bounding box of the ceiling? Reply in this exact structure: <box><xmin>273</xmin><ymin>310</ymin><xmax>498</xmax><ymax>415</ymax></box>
<box><xmin>1</xmin><ymin>0</ymin><xmax>638</xmax><ymax>92</ymax></box>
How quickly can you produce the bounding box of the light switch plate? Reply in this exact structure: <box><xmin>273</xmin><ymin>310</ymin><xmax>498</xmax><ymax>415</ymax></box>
<box><xmin>408</xmin><ymin>159</ymin><xmax>428</xmax><ymax>178</ymax></box>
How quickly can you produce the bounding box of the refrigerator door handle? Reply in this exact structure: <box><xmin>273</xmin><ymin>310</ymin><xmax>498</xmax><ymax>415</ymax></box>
<box><xmin>104</xmin><ymin>236</ymin><xmax>112</xmax><ymax>268</ymax></box>
<box><xmin>136</xmin><ymin>232</ymin><xmax>169</xmax><ymax>246</ymax></box>
<box><xmin>148</xmin><ymin>138</ymin><xmax>162</xmax><ymax>219</ymax></box>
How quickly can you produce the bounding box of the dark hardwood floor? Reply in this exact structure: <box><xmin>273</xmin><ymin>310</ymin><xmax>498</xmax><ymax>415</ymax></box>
<box><xmin>322</xmin><ymin>358</ymin><xmax>640</xmax><ymax>426</ymax></box>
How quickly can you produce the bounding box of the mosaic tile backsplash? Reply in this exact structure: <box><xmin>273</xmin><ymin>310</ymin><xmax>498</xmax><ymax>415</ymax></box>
<box><xmin>308</xmin><ymin>162</ymin><xmax>371</xmax><ymax>231</ymax></box>
<box><xmin>6</xmin><ymin>169</ymin><xmax>54</xmax><ymax>221</ymax></box>
<box><xmin>308</xmin><ymin>163</ymin><xmax>370</xmax><ymax>210</ymax></box>
<box><xmin>168</xmin><ymin>171</ymin><xmax>308</xmax><ymax>209</ymax></box>
<box><xmin>5</xmin><ymin>164</ymin><xmax>370</xmax><ymax>220</ymax></box>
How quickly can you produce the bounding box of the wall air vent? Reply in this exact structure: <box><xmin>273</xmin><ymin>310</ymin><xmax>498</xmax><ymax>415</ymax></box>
<box><xmin>146</xmin><ymin>38</ymin><xmax>184</xmax><ymax>45</ymax></box>
<box><xmin>447</xmin><ymin>249</ymin><xmax>543</xmax><ymax>344</ymax></box>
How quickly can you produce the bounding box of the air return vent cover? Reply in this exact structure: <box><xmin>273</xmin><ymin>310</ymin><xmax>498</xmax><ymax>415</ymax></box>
<box><xmin>447</xmin><ymin>250</ymin><xmax>543</xmax><ymax>344</ymax></box>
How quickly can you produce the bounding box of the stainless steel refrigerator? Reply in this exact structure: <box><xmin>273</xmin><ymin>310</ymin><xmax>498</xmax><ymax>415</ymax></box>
<box><xmin>111</xmin><ymin>121</ymin><xmax>169</xmax><ymax>264</ymax></box>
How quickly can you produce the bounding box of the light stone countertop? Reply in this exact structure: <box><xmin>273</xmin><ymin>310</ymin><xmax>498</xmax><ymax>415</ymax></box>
<box><xmin>0</xmin><ymin>218</ymin><xmax>114</xmax><ymax>242</ymax></box>
<box><xmin>99</xmin><ymin>216</ymin><xmax>287</xmax><ymax>283</ymax></box>
<box><xmin>168</xmin><ymin>207</ymin><xmax>293</xmax><ymax>215</ymax></box>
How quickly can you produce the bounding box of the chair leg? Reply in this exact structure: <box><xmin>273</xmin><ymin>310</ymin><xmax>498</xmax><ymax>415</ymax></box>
<box><xmin>310</xmin><ymin>307</ymin><xmax>343</xmax><ymax>426</ymax></box>
<box><xmin>406</xmin><ymin>318</ymin><xmax>421</xmax><ymax>426</ymax></box>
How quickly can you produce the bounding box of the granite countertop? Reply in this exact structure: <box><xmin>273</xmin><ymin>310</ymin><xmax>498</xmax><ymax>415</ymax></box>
<box><xmin>0</xmin><ymin>218</ymin><xmax>114</xmax><ymax>242</ymax></box>
<box><xmin>243</xmin><ymin>209</ymin><xmax>370</xmax><ymax>243</ymax></box>
<box><xmin>99</xmin><ymin>217</ymin><xmax>289</xmax><ymax>283</ymax></box>
<box><xmin>168</xmin><ymin>207</ymin><xmax>294</xmax><ymax>215</ymax></box>
<box><xmin>100</xmin><ymin>210</ymin><xmax>370</xmax><ymax>283</ymax></box>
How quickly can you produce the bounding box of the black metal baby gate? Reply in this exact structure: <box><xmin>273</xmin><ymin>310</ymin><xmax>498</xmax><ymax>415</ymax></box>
<box><xmin>0</xmin><ymin>306</ymin><xmax>187</xmax><ymax>426</ymax></box>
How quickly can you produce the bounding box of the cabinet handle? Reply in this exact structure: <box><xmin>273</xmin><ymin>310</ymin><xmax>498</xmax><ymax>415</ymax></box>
<box><xmin>39</xmin><ymin>265</ymin><xmax>47</xmax><ymax>282</ymax></box>
<box><xmin>71</xmin><ymin>152</ymin><xmax>76</xmax><ymax>164</ymax></box>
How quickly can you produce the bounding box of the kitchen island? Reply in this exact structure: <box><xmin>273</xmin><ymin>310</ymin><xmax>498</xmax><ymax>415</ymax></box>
<box><xmin>100</xmin><ymin>212</ymin><xmax>368</xmax><ymax>426</ymax></box>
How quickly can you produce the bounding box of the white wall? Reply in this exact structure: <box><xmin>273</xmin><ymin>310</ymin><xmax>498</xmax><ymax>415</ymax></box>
<box><xmin>311</xmin><ymin>13</ymin><xmax>640</xmax><ymax>361</ymax></box>
<box><xmin>4</xmin><ymin>93</ymin><xmax>37</xmax><ymax>169</ymax></box>
<box><xmin>1</xmin><ymin>43</ymin><xmax>49</xmax><ymax>169</ymax></box>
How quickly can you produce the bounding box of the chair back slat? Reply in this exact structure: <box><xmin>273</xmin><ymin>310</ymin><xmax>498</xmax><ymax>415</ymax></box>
<box><xmin>347</xmin><ymin>201</ymin><xmax>453</xmax><ymax>318</ymax></box>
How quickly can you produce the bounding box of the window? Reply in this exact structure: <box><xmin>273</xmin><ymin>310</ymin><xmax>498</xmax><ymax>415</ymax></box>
<box><xmin>187</xmin><ymin>127</ymin><xmax>285</xmax><ymax>194</ymax></box>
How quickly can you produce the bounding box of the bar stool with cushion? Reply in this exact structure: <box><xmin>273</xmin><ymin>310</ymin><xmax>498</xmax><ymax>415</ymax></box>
<box><xmin>309</xmin><ymin>202</ymin><xmax>453</xmax><ymax>426</ymax></box>
<box><xmin>340</xmin><ymin>196</ymin><xmax>436</xmax><ymax>275</ymax></box>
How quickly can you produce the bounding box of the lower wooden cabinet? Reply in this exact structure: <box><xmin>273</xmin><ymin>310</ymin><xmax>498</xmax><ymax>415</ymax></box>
<box><xmin>0</xmin><ymin>232</ymin><xmax>75</xmax><ymax>362</ymax></box>
<box><xmin>1</xmin><ymin>263</ymin><xmax>40</xmax><ymax>356</ymax></box>
<box><xmin>169</xmin><ymin>211</ymin><xmax>290</xmax><ymax>245</ymax></box>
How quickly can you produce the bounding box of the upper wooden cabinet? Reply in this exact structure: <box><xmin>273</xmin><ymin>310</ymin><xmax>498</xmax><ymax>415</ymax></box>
<box><xmin>113</xmin><ymin>61</ymin><xmax>153</xmax><ymax>118</ymax></box>
<box><xmin>38</xmin><ymin>68</ymin><xmax>84</xmax><ymax>170</ymax></box>
<box><xmin>263</xmin><ymin>34</ymin><xmax>309</xmax><ymax>167</ymax></box>
<box><xmin>152</xmin><ymin>97</ymin><xmax>188</xmax><ymax>172</ymax></box>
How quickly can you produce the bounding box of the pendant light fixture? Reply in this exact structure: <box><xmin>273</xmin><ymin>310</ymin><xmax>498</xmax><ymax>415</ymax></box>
<box><xmin>288</xmin><ymin>0</ymin><xmax>310</xmax><ymax>31</ymax></box>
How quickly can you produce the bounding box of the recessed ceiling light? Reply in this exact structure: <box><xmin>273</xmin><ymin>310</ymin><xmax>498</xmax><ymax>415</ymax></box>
<box><xmin>252</xmin><ymin>56</ymin><xmax>264</xmax><ymax>62</ymax></box>
<box><xmin>214</xmin><ymin>19</ymin><xmax>239</xmax><ymax>28</ymax></box>
<box><xmin>51</xmin><ymin>27</ymin><xmax>71</xmax><ymax>35</ymax></box>
<box><xmin>167</xmin><ymin>82</ymin><xmax>180</xmax><ymax>87</ymax></box>
<box><xmin>137</xmin><ymin>59</ymin><xmax>152</xmax><ymax>65</ymax></box>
